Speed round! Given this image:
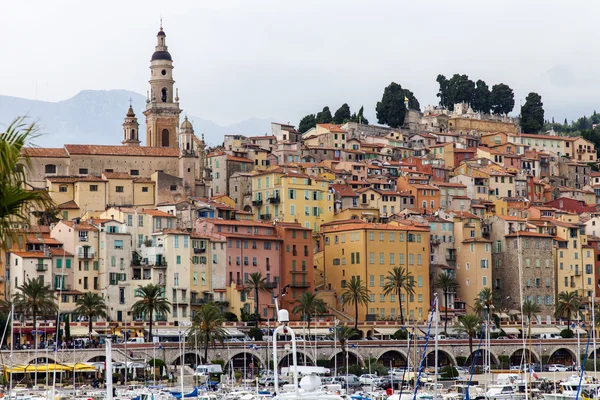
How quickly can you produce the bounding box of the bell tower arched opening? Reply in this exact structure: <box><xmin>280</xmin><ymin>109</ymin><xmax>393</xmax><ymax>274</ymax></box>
<box><xmin>162</xmin><ymin>129</ymin><xmax>170</xmax><ymax>147</ymax></box>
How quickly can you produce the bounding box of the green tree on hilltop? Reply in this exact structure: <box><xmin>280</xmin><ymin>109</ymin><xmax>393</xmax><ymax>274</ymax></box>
<box><xmin>520</xmin><ymin>92</ymin><xmax>545</xmax><ymax>133</ymax></box>
<box><xmin>376</xmin><ymin>82</ymin><xmax>420</xmax><ymax>128</ymax></box>
<box><xmin>298</xmin><ymin>114</ymin><xmax>316</xmax><ymax>133</ymax></box>
<box><xmin>491</xmin><ymin>83</ymin><xmax>515</xmax><ymax>115</ymax></box>
<box><xmin>472</xmin><ymin>79</ymin><xmax>492</xmax><ymax>113</ymax></box>
<box><xmin>333</xmin><ymin>103</ymin><xmax>352</xmax><ymax>124</ymax></box>
<box><xmin>315</xmin><ymin>106</ymin><xmax>333</xmax><ymax>124</ymax></box>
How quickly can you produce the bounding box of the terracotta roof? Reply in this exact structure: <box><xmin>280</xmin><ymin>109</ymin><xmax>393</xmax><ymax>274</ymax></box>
<box><xmin>329</xmin><ymin>185</ymin><xmax>358</xmax><ymax>197</ymax></box>
<box><xmin>11</xmin><ymin>251</ymin><xmax>51</xmax><ymax>259</ymax></box>
<box><xmin>227</xmin><ymin>155</ymin><xmax>253</xmax><ymax>163</ymax></box>
<box><xmin>22</xmin><ymin>147</ymin><xmax>68</xmax><ymax>158</ymax></box>
<box><xmin>143</xmin><ymin>209</ymin><xmax>177</xmax><ymax>218</ymax></box>
<box><xmin>64</xmin><ymin>144</ymin><xmax>179</xmax><ymax>157</ymax></box>
<box><xmin>321</xmin><ymin>220</ymin><xmax>429</xmax><ymax>232</ymax></box>
<box><xmin>57</xmin><ymin>200</ymin><xmax>79</xmax><ymax>210</ymax></box>
<box><xmin>103</xmin><ymin>172</ymin><xmax>134</xmax><ymax>179</ymax></box>
<box><xmin>316</xmin><ymin>124</ymin><xmax>345</xmax><ymax>133</ymax></box>
<box><xmin>48</xmin><ymin>248</ymin><xmax>74</xmax><ymax>257</ymax></box>
<box><xmin>26</xmin><ymin>235</ymin><xmax>62</xmax><ymax>245</ymax></box>
<box><xmin>461</xmin><ymin>237</ymin><xmax>492</xmax><ymax>243</ymax></box>
<box><xmin>452</xmin><ymin>211</ymin><xmax>480</xmax><ymax>219</ymax></box>
<box><xmin>434</xmin><ymin>182</ymin><xmax>467</xmax><ymax>188</ymax></box>
<box><xmin>498</xmin><ymin>215</ymin><xmax>527</xmax><ymax>221</ymax></box>
<box><xmin>47</xmin><ymin>175</ymin><xmax>106</xmax><ymax>183</ymax></box>
<box><xmin>133</xmin><ymin>177</ymin><xmax>154</xmax><ymax>184</ymax></box>
<box><xmin>61</xmin><ymin>221</ymin><xmax>98</xmax><ymax>231</ymax></box>
<box><xmin>505</xmin><ymin>231</ymin><xmax>554</xmax><ymax>238</ymax></box>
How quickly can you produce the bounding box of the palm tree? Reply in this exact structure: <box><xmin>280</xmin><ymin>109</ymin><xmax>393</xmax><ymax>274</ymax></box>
<box><xmin>331</xmin><ymin>325</ymin><xmax>358</xmax><ymax>373</ymax></box>
<box><xmin>0</xmin><ymin>117</ymin><xmax>53</xmax><ymax>250</ymax></box>
<box><xmin>522</xmin><ymin>300</ymin><xmax>541</xmax><ymax>372</ymax></box>
<box><xmin>131</xmin><ymin>284</ymin><xmax>171</xmax><ymax>343</ymax></box>
<box><xmin>187</xmin><ymin>303</ymin><xmax>226</xmax><ymax>363</ymax></box>
<box><xmin>74</xmin><ymin>293</ymin><xmax>108</xmax><ymax>338</ymax></box>
<box><xmin>555</xmin><ymin>291</ymin><xmax>581</xmax><ymax>331</ymax></box>
<box><xmin>292</xmin><ymin>292</ymin><xmax>327</xmax><ymax>334</ymax></box>
<box><xmin>455</xmin><ymin>313</ymin><xmax>480</xmax><ymax>358</ymax></box>
<box><xmin>13</xmin><ymin>277</ymin><xmax>58</xmax><ymax>338</ymax></box>
<box><xmin>341</xmin><ymin>276</ymin><xmax>370</xmax><ymax>330</ymax></box>
<box><xmin>433</xmin><ymin>272</ymin><xmax>460</xmax><ymax>334</ymax></box>
<box><xmin>382</xmin><ymin>266</ymin><xmax>415</xmax><ymax>325</ymax></box>
<box><xmin>474</xmin><ymin>287</ymin><xmax>498</xmax><ymax>320</ymax></box>
<box><xmin>243</xmin><ymin>272</ymin><xmax>272</xmax><ymax>322</ymax></box>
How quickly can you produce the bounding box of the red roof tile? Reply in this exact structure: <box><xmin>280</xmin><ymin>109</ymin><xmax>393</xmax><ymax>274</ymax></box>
<box><xmin>22</xmin><ymin>147</ymin><xmax>69</xmax><ymax>158</ymax></box>
<box><xmin>64</xmin><ymin>144</ymin><xmax>179</xmax><ymax>157</ymax></box>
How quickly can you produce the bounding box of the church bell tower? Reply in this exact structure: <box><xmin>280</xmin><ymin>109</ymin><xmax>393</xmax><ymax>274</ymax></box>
<box><xmin>122</xmin><ymin>103</ymin><xmax>141</xmax><ymax>146</ymax></box>
<box><xmin>143</xmin><ymin>23</ymin><xmax>182</xmax><ymax>148</ymax></box>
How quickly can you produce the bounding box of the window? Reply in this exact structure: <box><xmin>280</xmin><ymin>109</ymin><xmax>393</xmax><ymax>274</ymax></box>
<box><xmin>369</xmin><ymin>275</ymin><xmax>374</xmax><ymax>287</ymax></box>
<box><xmin>176</xmin><ymin>255</ymin><xmax>181</xmax><ymax>265</ymax></box>
<box><xmin>142</xmin><ymin>186</ymin><xmax>149</xmax><ymax>192</ymax></box>
<box><xmin>45</xmin><ymin>164</ymin><xmax>56</xmax><ymax>174</ymax></box>
<box><xmin>379</xmin><ymin>232</ymin><xmax>384</xmax><ymax>241</ymax></box>
<box><xmin>174</xmin><ymin>236</ymin><xmax>180</xmax><ymax>248</ymax></box>
<box><xmin>170</xmin><ymin>185</ymin><xmax>177</xmax><ymax>191</ymax></box>
<box><xmin>369</xmin><ymin>232</ymin><xmax>374</xmax><ymax>241</ymax></box>
<box><xmin>379</xmin><ymin>253</ymin><xmax>384</xmax><ymax>264</ymax></box>
<box><xmin>79</xmin><ymin>168</ymin><xmax>88</xmax><ymax>175</ymax></box>
<box><xmin>114</xmin><ymin>240</ymin><xmax>123</xmax><ymax>249</ymax></box>
<box><xmin>130</xmin><ymin>169</ymin><xmax>139</xmax><ymax>176</ymax></box>
<box><xmin>116</xmin><ymin>186</ymin><xmax>124</xmax><ymax>193</ymax></box>
<box><xmin>369</xmin><ymin>252</ymin><xmax>375</xmax><ymax>264</ymax></box>
<box><xmin>59</xmin><ymin>185</ymin><xmax>68</xmax><ymax>193</ymax></box>
<box><xmin>380</xmin><ymin>275</ymin><xmax>385</xmax><ymax>287</ymax></box>
<box><xmin>90</xmin><ymin>185</ymin><xmax>98</xmax><ymax>192</ymax></box>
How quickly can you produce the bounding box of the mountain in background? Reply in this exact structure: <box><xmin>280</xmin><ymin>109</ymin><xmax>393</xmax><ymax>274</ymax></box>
<box><xmin>0</xmin><ymin>90</ymin><xmax>274</xmax><ymax>147</ymax></box>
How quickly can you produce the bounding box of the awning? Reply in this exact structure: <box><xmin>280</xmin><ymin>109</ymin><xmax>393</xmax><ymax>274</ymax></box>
<box><xmin>147</xmin><ymin>329</ymin><xmax>188</xmax><ymax>338</ymax></box>
<box><xmin>70</xmin><ymin>326</ymin><xmax>98</xmax><ymax>337</ymax></box>
<box><xmin>508</xmin><ymin>309</ymin><xmax>521</xmax><ymax>316</ymax></box>
<box><xmin>497</xmin><ymin>313</ymin><xmax>510</xmax><ymax>319</ymax></box>
<box><xmin>223</xmin><ymin>328</ymin><xmax>245</xmax><ymax>338</ymax></box>
<box><xmin>530</xmin><ymin>327</ymin><xmax>561</xmax><ymax>335</ymax></box>
<box><xmin>375</xmin><ymin>327</ymin><xmax>401</xmax><ymax>335</ymax></box>
<box><xmin>572</xmin><ymin>327</ymin><xmax>587</xmax><ymax>335</ymax></box>
<box><xmin>502</xmin><ymin>327</ymin><xmax>521</xmax><ymax>335</ymax></box>
<box><xmin>279</xmin><ymin>327</ymin><xmax>331</xmax><ymax>336</ymax></box>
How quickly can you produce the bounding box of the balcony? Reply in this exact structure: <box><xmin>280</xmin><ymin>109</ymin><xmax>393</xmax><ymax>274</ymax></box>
<box><xmin>430</xmin><ymin>237</ymin><xmax>441</xmax><ymax>245</ymax></box>
<box><xmin>77</xmin><ymin>250</ymin><xmax>95</xmax><ymax>259</ymax></box>
<box><xmin>570</xmin><ymin>282</ymin><xmax>576</xmax><ymax>288</ymax></box>
<box><xmin>291</xmin><ymin>282</ymin><xmax>310</xmax><ymax>288</ymax></box>
<box><xmin>577</xmin><ymin>148</ymin><xmax>586</xmax><ymax>153</ymax></box>
<box><xmin>575</xmin><ymin>269</ymin><xmax>582</xmax><ymax>276</ymax></box>
<box><xmin>252</xmin><ymin>200</ymin><xmax>263</xmax><ymax>206</ymax></box>
<box><xmin>268</xmin><ymin>196</ymin><xmax>280</xmax><ymax>204</ymax></box>
<box><xmin>260</xmin><ymin>214</ymin><xmax>272</xmax><ymax>221</ymax></box>
<box><xmin>172</xmin><ymin>298</ymin><xmax>188</xmax><ymax>305</ymax></box>
<box><xmin>291</xmin><ymin>269</ymin><xmax>307</xmax><ymax>274</ymax></box>
<box><xmin>190</xmin><ymin>298</ymin><xmax>207</xmax><ymax>306</ymax></box>
<box><xmin>193</xmin><ymin>248</ymin><xmax>206</xmax><ymax>254</ymax></box>
<box><xmin>446</xmin><ymin>251</ymin><xmax>456</xmax><ymax>261</ymax></box>
<box><xmin>152</xmin><ymin>262</ymin><xmax>168</xmax><ymax>269</ymax></box>
<box><xmin>36</xmin><ymin>264</ymin><xmax>48</xmax><ymax>272</ymax></box>
<box><xmin>264</xmin><ymin>281</ymin><xmax>278</xmax><ymax>289</ymax></box>
<box><xmin>292</xmin><ymin>249</ymin><xmax>298</xmax><ymax>256</ymax></box>
<box><xmin>158</xmin><ymin>278</ymin><xmax>166</xmax><ymax>285</ymax></box>
<box><xmin>304</xmin><ymin>251</ymin><xmax>309</xmax><ymax>257</ymax></box>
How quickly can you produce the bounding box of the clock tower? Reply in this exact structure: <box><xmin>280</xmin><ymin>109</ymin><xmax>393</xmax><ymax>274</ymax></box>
<box><xmin>143</xmin><ymin>24</ymin><xmax>182</xmax><ymax>148</ymax></box>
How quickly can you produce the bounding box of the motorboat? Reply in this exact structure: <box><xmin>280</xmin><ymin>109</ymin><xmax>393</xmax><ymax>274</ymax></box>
<box><xmin>484</xmin><ymin>384</ymin><xmax>525</xmax><ymax>400</ymax></box>
<box><xmin>542</xmin><ymin>374</ymin><xmax>600</xmax><ymax>400</ymax></box>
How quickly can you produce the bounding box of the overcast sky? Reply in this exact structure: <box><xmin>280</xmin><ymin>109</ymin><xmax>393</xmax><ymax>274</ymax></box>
<box><xmin>3</xmin><ymin>0</ymin><xmax>600</xmax><ymax>126</ymax></box>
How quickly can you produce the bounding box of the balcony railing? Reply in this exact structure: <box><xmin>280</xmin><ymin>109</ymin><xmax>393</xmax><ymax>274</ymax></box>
<box><xmin>260</xmin><ymin>214</ymin><xmax>272</xmax><ymax>220</ymax></box>
<box><xmin>252</xmin><ymin>200</ymin><xmax>263</xmax><ymax>206</ymax></box>
<box><xmin>193</xmin><ymin>248</ymin><xmax>206</xmax><ymax>254</ymax></box>
<box><xmin>268</xmin><ymin>196</ymin><xmax>280</xmax><ymax>204</ymax></box>
<box><xmin>264</xmin><ymin>281</ymin><xmax>278</xmax><ymax>289</ymax></box>
<box><xmin>77</xmin><ymin>251</ymin><xmax>95</xmax><ymax>259</ymax></box>
<box><xmin>291</xmin><ymin>282</ymin><xmax>310</xmax><ymax>288</ymax></box>
<box><xmin>152</xmin><ymin>262</ymin><xmax>168</xmax><ymax>268</ymax></box>
<box><xmin>36</xmin><ymin>264</ymin><xmax>48</xmax><ymax>272</ymax></box>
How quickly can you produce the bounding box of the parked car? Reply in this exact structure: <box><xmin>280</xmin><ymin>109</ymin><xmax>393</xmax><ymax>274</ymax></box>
<box><xmin>548</xmin><ymin>364</ymin><xmax>567</xmax><ymax>372</ymax></box>
<box><xmin>332</xmin><ymin>375</ymin><xmax>362</xmax><ymax>388</ymax></box>
<box><xmin>359</xmin><ymin>374</ymin><xmax>378</xmax><ymax>385</ymax></box>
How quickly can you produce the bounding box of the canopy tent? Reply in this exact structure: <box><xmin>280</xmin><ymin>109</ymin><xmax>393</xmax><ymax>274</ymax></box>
<box><xmin>501</xmin><ymin>327</ymin><xmax>521</xmax><ymax>335</ymax></box>
<box><xmin>276</xmin><ymin>327</ymin><xmax>332</xmax><ymax>336</ymax></box>
<box><xmin>3</xmin><ymin>363</ymin><xmax>96</xmax><ymax>373</ymax></box>
<box><xmin>375</xmin><ymin>327</ymin><xmax>400</xmax><ymax>336</ymax></box>
<box><xmin>529</xmin><ymin>327</ymin><xmax>561</xmax><ymax>335</ymax></box>
<box><xmin>223</xmin><ymin>328</ymin><xmax>245</xmax><ymax>338</ymax></box>
<box><xmin>146</xmin><ymin>329</ymin><xmax>189</xmax><ymax>338</ymax></box>
<box><xmin>70</xmin><ymin>326</ymin><xmax>98</xmax><ymax>337</ymax></box>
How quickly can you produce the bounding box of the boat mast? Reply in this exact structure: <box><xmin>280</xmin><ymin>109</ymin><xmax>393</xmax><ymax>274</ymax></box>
<box><xmin>106</xmin><ymin>336</ymin><xmax>113</xmax><ymax>400</ymax></box>
<box><xmin>517</xmin><ymin>230</ymin><xmax>528</xmax><ymax>400</ymax></box>
<box><xmin>434</xmin><ymin>294</ymin><xmax>439</xmax><ymax>399</ymax></box>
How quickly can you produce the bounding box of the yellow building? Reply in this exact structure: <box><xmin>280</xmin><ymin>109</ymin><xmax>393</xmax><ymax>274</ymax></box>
<box><xmin>320</xmin><ymin>220</ymin><xmax>430</xmax><ymax>323</ymax></box>
<box><xmin>251</xmin><ymin>169</ymin><xmax>334</xmax><ymax>232</ymax></box>
<box><xmin>553</xmin><ymin>214</ymin><xmax>595</xmax><ymax>313</ymax></box>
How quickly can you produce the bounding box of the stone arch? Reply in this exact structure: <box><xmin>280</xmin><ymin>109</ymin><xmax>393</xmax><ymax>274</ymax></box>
<box><xmin>161</xmin><ymin>129</ymin><xmax>170</xmax><ymax>147</ymax></box>
<box><xmin>425</xmin><ymin>349</ymin><xmax>456</xmax><ymax>366</ymax></box>
<box><xmin>509</xmin><ymin>349</ymin><xmax>540</xmax><ymax>367</ymax></box>
<box><xmin>87</xmin><ymin>355</ymin><xmax>106</xmax><ymax>363</ymax></box>
<box><xmin>277</xmin><ymin>351</ymin><xmax>315</xmax><ymax>368</ymax></box>
<box><xmin>225</xmin><ymin>351</ymin><xmax>264</xmax><ymax>377</ymax></box>
<box><xmin>466</xmin><ymin>349</ymin><xmax>499</xmax><ymax>366</ymax></box>
<box><xmin>376</xmin><ymin>350</ymin><xmax>408</xmax><ymax>368</ymax></box>
<box><xmin>27</xmin><ymin>356</ymin><xmax>56</xmax><ymax>364</ymax></box>
<box><xmin>243</xmin><ymin>205</ymin><xmax>253</xmax><ymax>213</ymax></box>
<box><xmin>161</xmin><ymin>87</ymin><xmax>168</xmax><ymax>103</ymax></box>
<box><xmin>548</xmin><ymin>348</ymin><xmax>576</xmax><ymax>365</ymax></box>
<box><xmin>366</xmin><ymin>329</ymin><xmax>374</xmax><ymax>338</ymax></box>
<box><xmin>328</xmin><ymin>350</ymin><xmax>364</xmax><ymax>371</ymax></box>
<box><xmin>172</xmin><ymin>352</ymin><xmax>205</xmax><ymax>367</ymax></box>
<box><xmin>589</xmin><ymin>348</ymin><xmax>600</xmax><ymax>360</ymax></box>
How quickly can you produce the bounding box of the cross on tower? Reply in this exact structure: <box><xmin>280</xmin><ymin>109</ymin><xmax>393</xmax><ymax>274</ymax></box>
<box><xmin>128</xmin><ymin>98</ymin><xmax>133</xmax><ymax>107</ymax></box>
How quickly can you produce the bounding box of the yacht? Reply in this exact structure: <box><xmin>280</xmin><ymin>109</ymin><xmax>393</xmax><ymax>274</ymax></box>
<box><xmin>542</xmin><ymin>375</ymin><xmax>600</xmax><ymax>400</ymax></box>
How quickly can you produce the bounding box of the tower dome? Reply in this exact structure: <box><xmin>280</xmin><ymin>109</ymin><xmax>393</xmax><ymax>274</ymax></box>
<box><xmin>180</xmin><ymin>116</ymin><xmax>194</xmax><ymax>132</ymax></box>
<box><xmin>151</xmin><ymin>27</ymin><xmax>172</xmax><ymax>61</ymax></box>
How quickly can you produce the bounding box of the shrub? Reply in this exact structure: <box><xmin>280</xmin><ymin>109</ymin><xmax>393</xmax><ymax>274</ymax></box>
<box><xmin>560</xmin><ymin>329</ymin><xmax>574</xmax><ymax>338</ymax></box>
<box><xmin>248</xmin><ymin>327</ymin><xmax>263</xmax><ymax>341</ymax></box>
<box><xmin>441</xmin><ymin>365</ymin><xmax>458</xmax><ymax>380</ymax></box>
<box><xmin>223</xmin><ymin>312</ymin><xmax>238</xmax><ymax>322</ymax></box>
<box><xmin>455</xmin><ymin>356</ymin><xmax>467</xmax><ymax>366</ymax></box>
<box><xmin>392</xmin><ymin>329</ymin><xmax>407</xmax><ymax>340</ymax></box>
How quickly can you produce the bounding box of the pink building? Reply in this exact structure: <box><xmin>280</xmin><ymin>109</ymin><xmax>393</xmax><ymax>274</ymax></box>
<box><xmin>195</xmin><ymin>219</ymin><xmax>282</xmax><ymax>319</ymax></box>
